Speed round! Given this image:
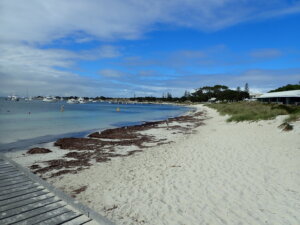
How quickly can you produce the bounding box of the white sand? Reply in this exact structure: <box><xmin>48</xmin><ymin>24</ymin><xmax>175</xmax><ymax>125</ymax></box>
<box><xmin>8</xmin><ymin>105</ymin><xmax>300</xmax><ymax>225</ymax></box>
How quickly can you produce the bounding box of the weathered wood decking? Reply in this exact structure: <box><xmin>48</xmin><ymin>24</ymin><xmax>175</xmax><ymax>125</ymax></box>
<box><xmin>0</xmin><ymin>155</ymin><xmax>114</xmax><ymax>225</ymax></box>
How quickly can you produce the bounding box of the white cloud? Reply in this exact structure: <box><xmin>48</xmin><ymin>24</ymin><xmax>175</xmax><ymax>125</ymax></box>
<box><xmin>94</xmin><ymin>45</ymin><xmax>121</xmax><ymax>58</ymax></box>
<box><xmin>250</xmin><ymin>49</ymin><xmax>282</xmax><ymax>59</ymax></box>
<box><xmin>0</xmin><ymin>42</ymin><xmax>298</xmax><ymax>97</ymax></box>
<box><xmin>79</xmin><ymin>45</ymin><xmax>121</xmax><ymax>60</ymax></box>
<box><xmin>1</xmin><ymin>0</ymin><xmax>300</xmax><ymax>44</ymax></box>
<box><xmin>0</xmin><ymin>43</ymin><xmax>122</xmax><ymax>96</ymax></box>
<box><xmin>99</xmin><ymin>69</ymin><xmax>125</xmax><ymax>78</ymax></box>
<box><xmin>146</xmin><ymin>68</ymin><xmax>300</xmax><ymax>94</ymax></box>
<box><xmin>1</xmin><ymin>1</ymin><xmax>300</xmax><ymax>97</ymax></box>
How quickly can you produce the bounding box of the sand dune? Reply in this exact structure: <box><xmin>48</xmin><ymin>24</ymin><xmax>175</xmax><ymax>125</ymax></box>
<box><xmin>9</xmin><ymin>105</ymin><xmax>300</xmax><ymax>225</ymax></box>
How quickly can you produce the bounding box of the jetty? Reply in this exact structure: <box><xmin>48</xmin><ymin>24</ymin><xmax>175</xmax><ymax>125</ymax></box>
<box><xmin>0</xmin><ymin>154</ymin><xmax>113</xmax><ymax>225</ymax></box>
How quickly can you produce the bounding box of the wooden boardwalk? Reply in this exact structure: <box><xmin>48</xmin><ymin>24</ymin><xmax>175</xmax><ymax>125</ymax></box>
<box><xmin>0</xmin><ymin>155</ymin><xmax>114</xmax><ymax>225</ymax></box>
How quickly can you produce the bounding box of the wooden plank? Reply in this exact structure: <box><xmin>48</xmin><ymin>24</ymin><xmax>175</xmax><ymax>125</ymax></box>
<box><xmin>0</xmin><ymin>164</ymin><xmax>13</xmax><ymax>169</ymax></box>
<box><xmin>37</xmin><ymin>210</ymin><xmax>81</xmax><ymax>225</ymax></box>
<box><xmin>0</xmin><ymin>171</ymin><xmax>24</xmax><ymax>179</ymax></box>
<box><xmin>0</xmin><ymin>161</ymin><xmax>11</xmax><ymax>165</ymax></box>
<box><xmin>0</xmin><ymin>183</ymin><xmax>40</xmax><ymax>196</ymax></box>
<box><xmin>0</xmin><ymin>155</ymin><xmax>113</xmax><ymax>225</ymax></box>
<box><xmin>0</xmin><ymin>175</ymin><xmax>28</xmax><ymax>183</ymax></box>
<box><xmin>0</xmin><ymin>186</ymin><xmax>45</xmax><ymax>201</ymax></box>
<box><xmin>12</xmin><ymin>206</ymin><xmax>71</xmax><ymax>225</ymax></box>
<box><xmin>0</xmin><ymin>164</ymin><xmax>16</xmax><ymax>169</ymax></box>
<box><xmin>0</xmin><ymin>173</ymin><xmax>24</xmax><ymax>181</ymax></box>
<box><xmin>0</xmin><ymin>174</ymin><xmax>27</xmax><ymax>182</ymax></box>
<box><xmin>0</xmin><ymin>166</ymin><xmax>17</xmax><ymax>171</ymax></box>
<box><xmin>0</xmin><ymin>198</ymin><xmax>61</xmax><ymax>220</ymax></box>
<box><xmin>82</xmin><ymin>221</ymin><xmax>101</xmax><ymax>225</ymax></box>
<box><xmin>0</xmin><ymin>168</ymin><xmax>18</xmax><ymax>174</ymax></box>
<box><xmin>0</xmin><ymin>171</ymin><xmax>22</xmax><ymax>179</ymax></box>
<box><xmin>0</xmin><ymin>170</ymin><xmax>19</xmax><ymax>175</ymax></box>
<box><xmin>0</xmin><ymin>177</ymin><xmax>31</xmax><ymax>187</ymax></box>
<box><xmin>0</xmin><ymin>189</ymin><xmax>50</xmax><ymax>206</ymax></box>
<box><xmin>0</xmin><ymin>180</ymin><xmax>35</xmax><ymax>192</ymax></box>
<box><xmin>0</xmin><ymin>194</ymin><xmax>55</xmax><ymax>212</ymax></box>
<box><xmin>0</xmin><ymin>202</ymin><xmax>67</xmax><ymax>224</ymax></box>
<box><xmin>61</xmin><ymin>215</ymin><xmax>92</xmax><ymax>225</ymax></box>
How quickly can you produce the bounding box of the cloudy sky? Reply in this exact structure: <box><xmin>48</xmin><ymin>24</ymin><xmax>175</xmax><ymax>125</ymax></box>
<box><xmin>1</xmin><ymin>0</ymin><xmax>300</xmax><ymax>97</ymax></box>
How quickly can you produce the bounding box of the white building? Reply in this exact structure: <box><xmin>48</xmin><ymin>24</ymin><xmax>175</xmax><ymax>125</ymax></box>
<box><xmin>256</xmin><ymin>90</ymin><xmax>300</xmax><ymax>105</ymax></box>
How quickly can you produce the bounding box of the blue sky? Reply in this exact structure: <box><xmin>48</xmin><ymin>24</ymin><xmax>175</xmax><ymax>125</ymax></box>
<box><xmin>0</xmin><ymin>0</ymin><xmax>300</xmax><ymax>97</ymax></box>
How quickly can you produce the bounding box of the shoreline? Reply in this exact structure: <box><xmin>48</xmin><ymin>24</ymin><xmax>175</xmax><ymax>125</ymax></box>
<box><xmin>1</xmin><ymin>102</ymin><xmax>192</xmax><ymax>153</ymax></box>
<box><xmin>6</xmin><ymin>104</ymin><xmax>203</xmax><ymax>179</ymax></box>
<box><xmin>6</xmin><ymin>104</ymin><xmax>300</xmax><ymax>225</ymax></box>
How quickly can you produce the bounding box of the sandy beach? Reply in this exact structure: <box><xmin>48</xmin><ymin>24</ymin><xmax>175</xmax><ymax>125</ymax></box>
<box><xmin>7</xmin><ymin>104</ymin><xmax>300</xmax><ymax>225</ymax></box>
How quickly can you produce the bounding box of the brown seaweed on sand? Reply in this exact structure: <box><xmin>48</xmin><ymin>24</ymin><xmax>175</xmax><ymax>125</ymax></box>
<box><xmin>33</xmin><ymin>159</ymin><xmax>90</xmax><ymax>176</ymax></box>
<box><xmin>30</xmin><ymin>109</ymin><xmax>206</xmax><ymax>178</ymax></box>
<box><xmin>27</xmin><ymin>147</ymin><xmax>52</xmax><ymax>154</ymax></box>
<box><xmin>71</xmin><ymin>185</ymin><xmax>88</xmax><ymax>197</ymax></box>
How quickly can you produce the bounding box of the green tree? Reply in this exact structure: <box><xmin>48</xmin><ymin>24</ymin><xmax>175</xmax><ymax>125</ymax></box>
<box><xmin>269</xmin><ymin>84</ymin><xmax>300</xmax><ymax>92</ymax></box>
<box><xmin>167</xmin><ymin>92</ymin><xmax>172</xmax><ymax>99</ymax></box>
<box><xmin>184</xmin><ymin>90</ymin><xmax>190</xmax><ymax>98</ymax></box>
<box><xmin>244</xmin><ymin>83</ymin><xmax>249</xmax><ymax>93</ymax></box>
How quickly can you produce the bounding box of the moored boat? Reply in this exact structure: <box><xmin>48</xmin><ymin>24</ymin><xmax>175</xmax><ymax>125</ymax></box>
<box><xmin>78</xmin><ymin>97</ymin><xmax>87</xmax><ymax>104</ymax></box>
<box><xmin>42</xmin><ymin>96</ymin><xmax>58</xmax><ymax>102</ymax></box>
<box><xmin>8</xmin><ymin>95</ymin><xmax>19</xmax><ymax>101</ymax></box>
<box><xmin>67</xmin><ymin>98</ymin><xmax>79</xmax><ymax>104</ymax></box>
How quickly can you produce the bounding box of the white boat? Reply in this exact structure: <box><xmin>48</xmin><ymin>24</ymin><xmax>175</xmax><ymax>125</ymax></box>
<box><xmin>25</xmin><ymin>96</ymin><xmax>32</xmax><ymax>101</ymax></box>
<box><xmin>24</xmin><ymin>89</ymin><xmax>32</xmax><ymax>101</ymax></box>
<box><xmin>8</xmin><ymin>95</ymin><xmax>19</xmax><ymax>101</ymax></box>
<box><xmin>78</xmin><ymin>97</ymin><xmax>86</xmax><ymax>104</ymax></box>
<box><xmin>67</xmin><ymin>98</ymin><xmax>79</xmax><ymax>104</ymax></box>
<box><xmin>43</xmin><ymin>96</ymin><xmax>57</xmax><ymax>102</ymax></box>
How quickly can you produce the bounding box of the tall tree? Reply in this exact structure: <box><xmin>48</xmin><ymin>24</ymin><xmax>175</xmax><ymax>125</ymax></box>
<box><xmin>184</xmin><ymin>90</ymin><xmax>190</xmax><ymax>98</ymax></box>
<box><xmin>244</xmin><ymin>83</ymin><xmax>249</xmax><ymax>93</ymax></box>
<box><xmin>167</xmin><ymin>92</ymin><xmax>172</xmax><ymax>99</ymax></box>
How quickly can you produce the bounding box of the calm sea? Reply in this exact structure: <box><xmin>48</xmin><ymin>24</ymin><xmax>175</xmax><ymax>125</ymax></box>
<box><xmin>0</xmin><ymin>99</ymin><xmax>190</xmax><ymax>151</ymax></box>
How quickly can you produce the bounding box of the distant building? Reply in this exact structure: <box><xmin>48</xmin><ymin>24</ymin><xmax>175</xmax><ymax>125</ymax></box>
<box><xmin>256</xmin><ymin>90</ymin><xmax>300</xmax><ymax>105</ymax></box>
<box><xmin>208</xmin><ymin>97</ymin><xmax>217</xmax><ymax>102</ymax></box>
<box><xmin>249</xmin><ymin>93</ymin><xmax>262</xmax><ymax>99</ymax></box>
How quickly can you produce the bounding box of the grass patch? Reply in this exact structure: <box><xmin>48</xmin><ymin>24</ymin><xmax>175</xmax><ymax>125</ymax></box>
<box><xmin>207</xmin><ymin>102</ymin><xmax>300</xmax><ymax>122</ymax></box>
<box><xmin>284</xmin><ymin>112</ymin><xmax>300</xmax><ymax>122</ymax></box>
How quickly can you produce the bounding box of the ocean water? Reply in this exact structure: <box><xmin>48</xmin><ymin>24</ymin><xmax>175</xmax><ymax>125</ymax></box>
<box><xmin>0</xmin><ymin>99</ymin><xmax>190</xmax><ymax>151</ymax></box>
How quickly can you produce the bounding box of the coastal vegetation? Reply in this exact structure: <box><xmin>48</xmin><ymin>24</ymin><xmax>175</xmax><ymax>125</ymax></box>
<box><xmin>16</xmin><ymin>83</ymin><xmax>298</xmax><ymax>108</ymax></box>
<box><xmin>208</xmin><ymin>102</ymin><xmax>300</xmax><ymax>122</ymax></box>
<box><xmin>128</xmin><ymin>85</ymin><xmax>250</xmax><ymax>103</ymax></box>
<box><xmin>269</xmin><ymin>83</ymin><xmax>300</xmax><ymax>92</ymax></box>
<box><xmin>184</xmin><ymin>85</ymin><xmax>249</xmax><ymax>102</ymax></box>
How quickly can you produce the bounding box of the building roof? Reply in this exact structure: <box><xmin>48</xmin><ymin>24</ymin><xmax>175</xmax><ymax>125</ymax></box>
<box><xmin>257</xmin><ymin>90</ymin><xmax>300</xmax><ymax>98</ymax></box>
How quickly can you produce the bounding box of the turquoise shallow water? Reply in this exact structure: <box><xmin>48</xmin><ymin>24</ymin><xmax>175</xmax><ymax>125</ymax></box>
<box><xmin>0</xmin><ymin>99</ymin><xmax>189</xmax><ymax>151</ymax></box>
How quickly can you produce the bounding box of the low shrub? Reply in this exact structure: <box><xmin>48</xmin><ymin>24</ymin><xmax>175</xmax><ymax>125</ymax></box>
<box><xmin>208</xmin><ymin>102</ymin><xmax>300</xmax><ymax>122</ymax></box>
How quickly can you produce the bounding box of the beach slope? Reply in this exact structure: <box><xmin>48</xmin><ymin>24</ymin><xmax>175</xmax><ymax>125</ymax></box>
<box><xmin>9</xmin><ymin>105</ymin><xmax>300</xmax><ymax>225</ymax></box>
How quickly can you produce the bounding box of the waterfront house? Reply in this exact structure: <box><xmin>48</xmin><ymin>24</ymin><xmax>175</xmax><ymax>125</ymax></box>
<box><xmin>257</xmin><ymin>90</ymin><xmax>300</xmax><ymax>105</ymax></box>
